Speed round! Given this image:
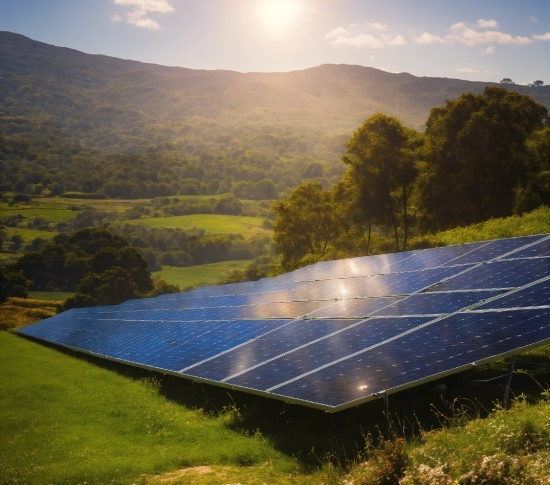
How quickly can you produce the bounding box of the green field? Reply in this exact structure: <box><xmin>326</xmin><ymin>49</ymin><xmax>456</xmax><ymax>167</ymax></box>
<box><xmin>153</xmin><ymin>260</ymin><xmax>252</xmax><ymax>287</ymax></box>
<box><xmin>28</xmin><ymin>291</ymin><xmax>75</xmax><ymax>301</ymax></box>
<box><xmin>0</xmin><ymin>332</ymin><xmax>318</xmax><ymax>485</ymax></box>
<box><xmin>124</xmin><ymin>214</ymin><xmax>270</xmax><ymax>237</ymax></box>
<box><xmin>0</xmin><ymin>202</ymin><xmax>76</xmax><ymax>223</ymax></box>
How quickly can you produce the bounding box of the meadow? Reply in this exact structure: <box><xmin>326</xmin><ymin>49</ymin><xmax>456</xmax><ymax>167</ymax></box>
<box><xmin>152</xmin><ymin>260</ymin><xmax>252</xmax><ymax>288</ymax></box>
<box><xmin>122</xmin><ymin>214</ymin><xmax>269</xmax><ymax>238</ymax></box>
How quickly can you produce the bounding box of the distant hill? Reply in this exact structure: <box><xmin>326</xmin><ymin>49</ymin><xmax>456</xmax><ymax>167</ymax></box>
<box><xmin>1</xmin><ymin>30</ymin><xmax>549</xmax><ymax>154</ymax></box>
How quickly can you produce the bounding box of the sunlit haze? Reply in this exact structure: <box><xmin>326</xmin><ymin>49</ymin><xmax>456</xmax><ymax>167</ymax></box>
<box><xmin>257</xmin><ymin>0</ymin><xmax>302</xmax><ymax>32</ymax></box>
<box><xmin>0</xmin><ymin>0</ymin><xmax>549</xmax><ymax>83</ymax></box>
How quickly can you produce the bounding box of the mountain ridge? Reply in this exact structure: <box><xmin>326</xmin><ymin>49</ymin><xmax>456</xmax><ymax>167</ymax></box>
<box><xmin>1</xmin><ymin>30</ymin><xmax>549</xmax><ymax>153</ymax></box>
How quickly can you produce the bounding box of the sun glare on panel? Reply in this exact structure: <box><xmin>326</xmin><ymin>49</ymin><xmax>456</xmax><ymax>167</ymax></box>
<box><xmin>257</xmin><ymin>0</ymin><xmax>301</xmax><ymax>32</ymax></box>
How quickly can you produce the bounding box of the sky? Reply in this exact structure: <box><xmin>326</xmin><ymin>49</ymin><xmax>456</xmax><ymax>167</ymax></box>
<box><xmin>1</xmin><ymin>0</ymin><xmax>549</xmax><ymax>84</ymax></box>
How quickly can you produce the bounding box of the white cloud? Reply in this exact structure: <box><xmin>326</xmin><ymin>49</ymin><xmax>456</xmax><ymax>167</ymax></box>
<box><xmin>455</xmin><ymin>67</ymin><xmax>480</xmax><ymax>73</ymax></box>
<box><xmin>366</xmin><ymin>22</ymin><xmax>386</xmax><ymax>31</ymax></box>
<box><xmin>325</xmin><ymin>26</ymin><xmax>349</xmax><ymax>39</ymax></box>
<box><xmin>109</xmin><ymin>14</ymin><xmax>122</xmax><ymax>22</ymax></box>
<box><xmin>112</xmin><ymin>0</ymin><xmax>174</xmax><ymax>30</ymax></box>
<box><xmin>455</xmin><ymin>67</ymin><xmax>494</xmax><ymax>74</ymax></box>
<box><xmin>414</xmin><ymin>32</ymin><xmax>447</xmax><ymax>44</ymax></box>
<box><xmin>330</xmin><ymin>34</ymin><xmax>385</xmax><ymax>48</ymax></box>
<box><xmin>484</xmin><ymin>45</ymin><xmax>496</xmax><ymax>54</ymax></box>
<box><xmin>531</xmin><ymin>16</ymin><xmax>538</xmax><ymax>23</ymax></box>
<box><xmin>370</xmin><ymin>55</ymin><xmax>376</xmax><ymax>60</ymax></box>
<box><xmin>533</xmin><ymin>32</ymin><xmax>550</xmax><ymax>41</ymax></box>
<box><xmin>448</xmin><ymin>22</ymin><xmax>531</xmax><ymax>46</ymax></box>
<box><xmin>383</xmin><ymin>34</ymin><xmax>407</xmax><ymax>46</ymax></box>
<box><xmin>477</xmin><ymin>19</ymin><xmax>498</xmax><ymax>28</ymax></box>
<box><xmin>326</xmin><ymin>22</ymin><xmax>406</xmax><ymax>49</ymax></box>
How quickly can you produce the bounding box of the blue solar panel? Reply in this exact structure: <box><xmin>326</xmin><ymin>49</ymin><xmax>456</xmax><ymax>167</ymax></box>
<box><xmin>441</xmin><ymin>235</ymin><xmax>546</xmax><ymax>266</ymax></box>
<box><xmin>373</xmin><ymin>290</ymin><xmax>505</xmax><ymax>316</ymax></box>
<box><xmin>503</xmin><ymin>237</ymin><xmax>550</xmax><ymax>259</ymax></box>
<box><xmin>18</xmin><ymin>234</ymin><xmax>550</xmax><ymax>412</ymax></box>
<box><xmin>211</xmin><ymin>317</ymin><xmax>432</xmax><ymax>391</ymax></box>
<box><xmin>428</xmin><ymin>258</ymin><xmax>550</xmax><ymax>291</ymax></box>
<box><xmin>269</xmin><ymin>309</ymin><xmax>550</xmax><ymax>408</ymax></box>
<box><xmin>474</xmin><ymin>279</ymin><xmax>550</xmax><ymax>310</ymax></box>
<box><xmin>307</xmin><ymin>297</ymin><xmax>403</xmax><ymax>319</ymax></box>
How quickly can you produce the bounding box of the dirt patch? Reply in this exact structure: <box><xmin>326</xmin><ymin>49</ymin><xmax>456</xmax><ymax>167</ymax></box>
<box><xmin>152</xmin><ymin>466</ymin><xmax>214</xmax><ymax>483</ymax></box>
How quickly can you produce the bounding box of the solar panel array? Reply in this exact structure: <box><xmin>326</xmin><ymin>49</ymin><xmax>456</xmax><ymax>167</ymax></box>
<box><xmin>19</xmin><ymin>234</ymin><xmax>550</xmax><ymax>411</ymax></box>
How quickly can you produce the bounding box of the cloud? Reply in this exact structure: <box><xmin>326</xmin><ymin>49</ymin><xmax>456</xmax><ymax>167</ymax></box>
<box><xmin>531</xmin><ymin>16</ymin><xmax>538</xmax><ymax>23</ymax></box>
<box><xmin>484</xmin><ymin>45</ymin><xmax>496</xmax><ymax>54</ymax></box>
<box><xmin>326</xmin><ymin>22</ymin><xmax>406</xmax><ymax>49</ymax></box>
<box><xmin>414</xmin><ymin>32</ymin><xmax>447</xmax><ymax>44</ymax></box>
<box><xmin>112</xmin><ymin>0</ymin><xmax>174</xmax><ymax>30</ymax></box>
<box><xmin>325</xmin><ymin>26</ymin><xmax>349</xmax><ymax>39</ymax></box>
<box><xmin>455</xmin><ymin>67</ymin><xmax>494</xmax><ymax>74</ymax></box>
<box><xmin>455</xmin><ymin>67</ymin><xmax>481</xmax><ymax>73</ymax></box>
<box><xmin>110</xmin><ymin>14</ymin><xmax>122</xmax><ymax>22</ymax></box>
<box><xmin>366</xmin><ymin>22</ymin><xmax>386</xmax><ymax>31</ymax></box>
<box><xmin>477</xmin><ymin>19</ymin><xmax>498</xmax><ymax>28</ymax></box>
<box><xmin>533</xmin><ymin>32</ymin><xmax>550</xmax><ymax>41</ymax></box>
<box><xmin>448</xmin><ymin>22</ymin><xmax>531</xmax><ymax>46</ymax></box>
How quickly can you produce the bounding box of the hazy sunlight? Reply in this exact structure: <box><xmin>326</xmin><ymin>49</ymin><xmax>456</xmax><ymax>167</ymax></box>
<box><xmin>257</xmin><ymin>0</ymin><xmax>301</xmax><ymax>32</ymax></box>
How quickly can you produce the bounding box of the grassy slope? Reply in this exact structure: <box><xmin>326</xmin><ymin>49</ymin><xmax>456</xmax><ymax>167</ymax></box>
<box><xmin>0</xmin><ymin>297</ymin><xmax>61</xmax><ymax>330</ymax></box>
<box><xmin>0</xmin><ymin>332</ymin><xmax>321</xmax><ymax>485</ymax></box>
<box><xmin>122</xmin><ymin>214</ymin><xmax>269</xmax><ymax>237</ymax></box>
<box><xmin>153</xmin><ymin>260</ymin><xmax>252</xmax><ymax>287</ymax></box>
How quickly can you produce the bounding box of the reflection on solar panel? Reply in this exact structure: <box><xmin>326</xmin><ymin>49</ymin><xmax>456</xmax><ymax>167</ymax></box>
<box><xmin>19</xmin><ymin>234</ymin><xmax>550</xmax><ymax>412</ymax></box>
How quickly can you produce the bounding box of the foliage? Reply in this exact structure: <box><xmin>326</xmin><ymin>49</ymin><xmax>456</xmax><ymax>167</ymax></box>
<box><xmin>342</xmin><ymin>113</ymin><xmax>420</xmax><ymax>251</ymax></box>
<box><xmin>272</xmin><ymin>182</ymin><xmax>340</xmax><ymax>271</ymax></box>
<box><xmin>0</xmin><ymin>266</ymin><xmax>29</xmax><ymax>303</ymax></box>
<box><xmin>418</xmin><ymin>87</ymin><xmax>548</xmax><ymax>230</ymax></box>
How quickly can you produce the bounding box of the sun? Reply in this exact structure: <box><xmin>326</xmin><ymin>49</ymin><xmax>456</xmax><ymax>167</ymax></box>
<box><xmin>257</xmin><ymin>0</ymin><xmax>301</xmax><ymax>32</ymax></box>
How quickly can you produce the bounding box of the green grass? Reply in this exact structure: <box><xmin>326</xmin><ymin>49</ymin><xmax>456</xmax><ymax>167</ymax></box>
<box><xmin>120</xmin><ymin>214</ymin><xmax>269</xmax><ymax>237</ymax></box>
<box><xmin>153</xmin><ymin>260</ymin><xmax>252</xmax><ymax>287</ymax></box>
<box><xmin>428</xmin><ymin>206</ymin><xmax>550</xmax><ymax>245</ymax></box>
<box><xmin>0</xmin><ymin>203</ymin><xmax>76</xmax><ymax>223</ymax></box>
<box><xmin>4</xmin><ymin>227</ymin><xmax>58</xmax><ymax>242</ymax></box>
<box><xmin>28</xmin><ymin>291</ymin><xmax>74</xmax><ymax>301</ymax></box>
<box><xmin>0</xmin><ymin>332</ymin><xmax>316</xmax><ymax>485</ymax></box>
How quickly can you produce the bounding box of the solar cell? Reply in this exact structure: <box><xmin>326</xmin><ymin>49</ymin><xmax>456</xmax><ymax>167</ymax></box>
<box><xmin>306</xmin><ymin>297</ymin><xmax>403</xmax><ymax>319</ymax></box>
<box><xmin>269</xmin><ymin>309</ymin><xmax>550</xmax><ymax>408</ymax></box>
<box><xmin>373</xmin><ymin>290</ymin><xmax>505</xmax><ymax>316</ymax></box>
<box><xmin>502</xmin><ymin>237</ymin><xmax>550</xmax><ymax>259</ymax></box>
<box><xmin>18</xmin><ymin>233</ymin><xmax>550</xmax><ymax>412</ymax></box>
<box><xmin>211</xmin><ymin>317</ymin><xmax>432</xmax><ymax>391</ymax></box>
<box><xmin>427</xmin><ymin>258</ymin><xmax>550</xmax><ymax>292</ymax></box>
<box><xmin>441</xmin><ymin>235</ymin><xmax>546</xmax><ymax>266</ymax></box>
<box><xmin>474</xmin><ymin>279</ymin><xmax>550</xmax><ymax>310</ymax></box>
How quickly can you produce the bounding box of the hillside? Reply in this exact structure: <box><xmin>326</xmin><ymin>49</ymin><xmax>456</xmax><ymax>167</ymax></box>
<box><xmin>2</xmin><ymin>31</ymin><xmax>549</xmax><ymax>154</ymax></box>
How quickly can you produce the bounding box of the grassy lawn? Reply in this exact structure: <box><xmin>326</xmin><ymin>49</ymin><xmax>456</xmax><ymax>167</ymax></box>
<box><xmin>153</xmin><ymin>260</ymin><xmax>252</xmax><ymax>287</ymax></box>
<box><xmin>0</xmin><ymin>332</ymin><xmax>318</xmax><ymax>485</ymax></box>
<box><xmin>123</xmin><ymin>214</ymin><xmax>269</xmax><ymax>237</ymax></box>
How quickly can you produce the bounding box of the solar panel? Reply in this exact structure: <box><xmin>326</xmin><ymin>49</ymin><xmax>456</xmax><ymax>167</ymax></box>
<box><xmin>18</xmin><ymin>233</ymin><xmax>550</xmax><ymax>412</ymax></box>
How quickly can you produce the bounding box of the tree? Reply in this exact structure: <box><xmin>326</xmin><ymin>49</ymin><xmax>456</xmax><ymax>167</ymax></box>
<box><xmin>529</xmin><ymin>80</ymin><xmax>544</xmax><ymax>87</ymax></box>
<box><xmin>500</xmin><ymin>78</ymin><xmax>514</xmax><ymax>84</ymax></box>
<box><xmin>342</xmin><ymin>113</ymin><xmax>420</xmax><ymax>251</ymax></box>
<box><xmin>0</xmin><ymin>267</ymin><xmax>30</xmax><ymax>303</ymax></box>
<box><xmin>272</xmin><ymin>182</ymin><xmax>340</xmax><ymax>270</ymax></box>
<box><xmin>64</xmin><ymin>267</ymin><xmax>140</xmax><ymax>309</ymax></box>
<box><xmin>514</xmin><ymin>124</ymin><xmax>550</xmax><ymax>212</ymax></box>
<box><xmin>418</xmin><ymin>87</ymin><xmax>548</xmax><ymax>230</ymax></box>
